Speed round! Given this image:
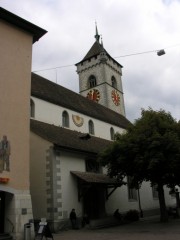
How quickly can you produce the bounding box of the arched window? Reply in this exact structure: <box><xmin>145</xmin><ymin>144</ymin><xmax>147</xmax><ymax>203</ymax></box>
<box><xmin>88</xmin><ymin>120</ymin><xmax>94</xmax><ymax>135</ymax></box>
<box><xmin>110</xmin><ymin>127</ymin><xmax>115</xmax><ymax>140</ymax></box>
<box><xmin>89</xmin><ymin>75</ymin><xmax>97</xmax><ymax>88</ymax></box>
<box><xmin>111</xmin><ymin>76</ymin><xmax>117</xmax><ymax>88</ymax></box>
<box><xmin>62</xmin><ymin>111</ymin><xmax>69</xmax><ymax>128</ymax></box>
<box><xmin>30</xmin><ymin>99</ymin><xmax>35</xmax><ymax>118</ymax></box>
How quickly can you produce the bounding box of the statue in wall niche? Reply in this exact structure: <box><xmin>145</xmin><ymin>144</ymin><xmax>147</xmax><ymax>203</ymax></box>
<box><xmin>0</xmin><ymin>135</ymin><xmax>11</xmax><ymax>172</ymax></box>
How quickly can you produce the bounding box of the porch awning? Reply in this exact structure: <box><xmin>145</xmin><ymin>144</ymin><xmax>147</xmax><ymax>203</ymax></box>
<box><xmin>71</xmin><ymin>171</ymin><xmax>122</xmax><ymax>186</ymax></box>
<box><xmin>71</xmin><ymin>171</ymin><xmax>123</xmax><ymax>200</ymax></box>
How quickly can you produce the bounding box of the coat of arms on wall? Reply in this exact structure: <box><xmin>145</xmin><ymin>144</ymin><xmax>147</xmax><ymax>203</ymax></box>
<box><xmin>72</xmin><ymin>115</ymin><xmax>84</xmax><ymax>127</ymax></box>
<box><xmin>0</xmin><ymin>135</ymin><xmax>11</xmax><ymax>173</ymax></box>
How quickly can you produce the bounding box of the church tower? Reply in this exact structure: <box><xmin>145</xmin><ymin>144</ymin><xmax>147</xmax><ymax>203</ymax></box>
<box><xmin>76</xmin><ymin>25</ymin><xmax>126</xmax><ymax>116</ymax></box>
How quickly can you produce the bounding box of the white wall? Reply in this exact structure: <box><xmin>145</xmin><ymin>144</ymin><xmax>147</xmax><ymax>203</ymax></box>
<box><xmin>102</xmin><ymin>167</ymin><xmax>175</xmax><ymax>215</ymax></box>
<box><xmin>30</xmin><ymin>97</ymin><xmax>176</xmax><ymax>219</ymax></box>
<box><xmin>140</xmin><ymin>182</ymin><xmax>176</xmax><ymax>210</ymax></box>
<box><xmin>59</xmin><ymin>151</ymin><xmax>86</xmax><ymax>218</ymax></box>
<box><xmin>105</xmin><ymin>185</ymin><xmax>139</xmax><ymax>215</ymax></box>
<box><xmin>31</xmin><ymin>96</ymin><xmax>125</xmax><ymax>140</ymax></box>
<box><xmin>105</xmin><ymin>180</ymin><xmax>176</xmax><ymax>216</ymax></box>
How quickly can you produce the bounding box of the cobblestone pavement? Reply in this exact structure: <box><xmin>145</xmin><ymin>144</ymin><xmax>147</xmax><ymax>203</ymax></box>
<box><xmin>53</xmin><ymin>216</ymin><xmax>180</xmax><ymax>240</ymax></box>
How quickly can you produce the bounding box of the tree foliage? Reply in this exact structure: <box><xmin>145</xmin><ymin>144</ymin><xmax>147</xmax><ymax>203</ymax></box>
<box><xmin>99</xmin><ymin>108</ymin><xmax>180</xmax><ymax>222</ymax></box>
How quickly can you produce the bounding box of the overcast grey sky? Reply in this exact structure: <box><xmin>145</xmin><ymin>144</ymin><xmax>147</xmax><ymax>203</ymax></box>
<box><xmin>1</xmin><ymin>0</ymin><xmax>180</xmax><ymax>122</ymax></box>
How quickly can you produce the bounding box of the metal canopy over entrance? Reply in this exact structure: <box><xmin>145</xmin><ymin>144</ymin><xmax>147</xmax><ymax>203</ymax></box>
<box><xmin>71</xmin><ymin>171</ymin><xmax>122</xmax><ymax>200</ymax></box>
<box><xmin>71</xmin><ymin>171</ymin><xmax>122</xmax><ymax>219</ymax></box>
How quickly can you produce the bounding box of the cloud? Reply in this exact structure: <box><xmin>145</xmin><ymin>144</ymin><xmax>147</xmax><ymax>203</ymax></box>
<box><xmin>1</xmin><ymin>0</ymin><xmax>180</xmax><ymax>122</ymax></box>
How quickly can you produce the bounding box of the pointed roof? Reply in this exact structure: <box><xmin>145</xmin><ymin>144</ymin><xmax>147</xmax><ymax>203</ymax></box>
<box><xmin>76</xmin><ymin>40</ymin><xmax>123</xmax><ymax>67</ymax></box>
<box><xmin>76</xmin><ymin>26</ymin><xmax>123</xmax><ymax>67</ymax></box>
<box><xmin>82</xmin><ymin>40</ymin><xmax>105</xmax><ymax>61</ymax></box>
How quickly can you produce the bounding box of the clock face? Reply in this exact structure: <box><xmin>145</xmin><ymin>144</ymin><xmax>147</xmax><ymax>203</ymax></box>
<box><xmin>111</xmin><ymin>90</ymin><xmax>120</xmax><ymax>106</ymax></box>
<box><xmin>87</xmin><ymin>89</ymin><xmax>100</xmax><ymax>102</ymax></box>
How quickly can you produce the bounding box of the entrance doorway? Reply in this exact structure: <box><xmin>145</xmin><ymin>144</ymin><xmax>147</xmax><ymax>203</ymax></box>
<box><xmin>83</xmin><ymin>186</ymin><xmax>106</xmax><ymax>219</ymax></box>
<box><xmin>0</xmin><ymin>191</ymin><xmax>5</xmax><ymax>233</ymax></box>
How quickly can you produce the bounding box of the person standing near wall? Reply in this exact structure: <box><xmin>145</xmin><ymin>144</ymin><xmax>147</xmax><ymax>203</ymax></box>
<box><xmin>70</xmin><ymin>208</ymin><xmax>77</xmax><ymax>229</ymax></box>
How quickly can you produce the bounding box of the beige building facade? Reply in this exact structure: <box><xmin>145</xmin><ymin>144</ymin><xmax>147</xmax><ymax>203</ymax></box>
<box><xmin>0</xmin><ymin>7</ymin><xmax>46</xmax><ymax>240</ymax></box>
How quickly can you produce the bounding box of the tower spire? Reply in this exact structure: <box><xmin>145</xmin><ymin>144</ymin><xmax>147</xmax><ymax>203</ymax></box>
<box><xmin>94</xmin><ymin>21</ymin><xmax>100</xmax><ymax>42</ymax></box>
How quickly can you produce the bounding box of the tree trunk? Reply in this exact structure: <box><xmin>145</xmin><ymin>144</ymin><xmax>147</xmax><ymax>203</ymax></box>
<box><xmin>158</xmin><ymin>183</ymin><xmax>168</xmax><ymax>222</ymax></box>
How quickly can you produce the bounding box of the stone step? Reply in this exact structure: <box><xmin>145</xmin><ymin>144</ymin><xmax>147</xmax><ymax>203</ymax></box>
<box><xmin>0</xmin><ymin>233</ymin><xmax>13</xmax><ymax>240</ymax></box>
<box><xmin>89</xmin><ymin>217</ymin><xmax>122</xmax><ymax>229</ymax></box>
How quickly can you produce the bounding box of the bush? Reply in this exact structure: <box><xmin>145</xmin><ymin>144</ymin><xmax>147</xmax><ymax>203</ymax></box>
<box><xmin>124</xmin><ymin>209</ymin><xmax>139</xmax><ymax>222</ymax></box>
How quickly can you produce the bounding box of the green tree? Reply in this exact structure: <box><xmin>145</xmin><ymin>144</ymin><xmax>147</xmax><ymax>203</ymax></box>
<box><xmin>99</xmin><ymin>108</ymin><xmax>180</xmax><ymax>222</ymax></box>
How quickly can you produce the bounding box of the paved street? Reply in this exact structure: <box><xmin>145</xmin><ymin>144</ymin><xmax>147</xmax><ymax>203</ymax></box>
<box><xmin>53</xmin><ymin>216</ymin><xmax>180</xmax><ymax>240</ymax></box>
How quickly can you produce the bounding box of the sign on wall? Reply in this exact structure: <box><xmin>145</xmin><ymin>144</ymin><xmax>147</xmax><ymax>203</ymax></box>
<box><xmin>35</xmin><ymin>218</ymin><xmax>53</xmax><ymax>240</ymax></box>
<box><xmin>0</xmin><ymin>135</ymin><xmax>11</xmax><ymax>173</ymax></box>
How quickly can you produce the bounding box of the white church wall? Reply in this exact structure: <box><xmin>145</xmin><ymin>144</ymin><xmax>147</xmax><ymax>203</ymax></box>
<box><xmin>138</xmin><ymin>182</ymin><xmax>159</xmax><ymax>211</ymax></box>
<box><xmin>102</xmin><ymin>167</ymin><xmax>139</xmax><ymax>214</ymax></box>
<box><xmin>105</xmin><ymin>182</ymin><xmax>162</xmax><ymax>217</ymax></box>
<box><xmin>140</xmin><ymin>182</ymin><xmax>176</xmax><ymax>211</ymax></box>
<box><xmin>164</xmin><ymin>188</ymin><xmax>176</xmax><ymax>206</ymax></box>
<box><xmin>59</xmin><ymin>151</ymin><xmax>86</xmax><ymax>219</ymax></box>
<box><xmin>103</xmin><ymin>166</ymin><xmax>176</xmax><ymax>216</ymax></box>
<box><xmin>31</xmin><ymin>97</ymin><xmax>61</xmax><ymax>126</ymax></box>
<box><xmin>105</xmin><ymin>185</ymin><xmax>139</xmax><ymax>215</ymax></box>
<box><xmin>31</xmin><ymin>96</ymin><xmax>125</xmax><ymax>140</ymax></box>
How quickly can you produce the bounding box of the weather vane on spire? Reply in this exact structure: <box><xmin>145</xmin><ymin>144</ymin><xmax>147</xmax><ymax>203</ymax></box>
<box><xmin>94</xmin><ymin>21</ymin><xmax>100</xmax><ymax>42</ymax></box>
<box><xmin>101</xmin><ymin>35</ymin><xmax>103</xmax><ymax>47</ymax></box>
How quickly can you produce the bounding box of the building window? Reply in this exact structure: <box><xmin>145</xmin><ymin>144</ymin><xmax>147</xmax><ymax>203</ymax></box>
<box><xmin>30</xmin><ymin>99</ymin><xmax>35</xmax><ymax>118</ymax></box>
<box><xmin>88</xmin><ymin>120</ymin><xmax>94</xmax><ymax>135</ymax></box>
<box><xmin>62</xmin><ymin>111</ymin><xmax>69</xmax><ymax>128</ymax></box>
<box><xmin>85</xmin><ymin>159</ymin><xmax>100</xmax><ymax>173</ymax></box>
<box><xmin>110</xmin><ymin>127</ymin><xmax>115</xmax><ymax>140</ymax></box>
<box><xmin>127</xmin><ymin>177</ymin><xmax>137</xmax><ymax>201</ymax></box>
<box><xmin>89</xmin><ymin>75</ymin><xmax>97</xmax><ymax>88</ymax></box>
<box><xmin>111</xmin><ymin>76</ymin><xmax>117</xmax><ymax>88</ymax></box>
<box><xmin>152</xmin><ymin>185</ymin><xmax>158</xmax><ymax>199</ymax></box>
